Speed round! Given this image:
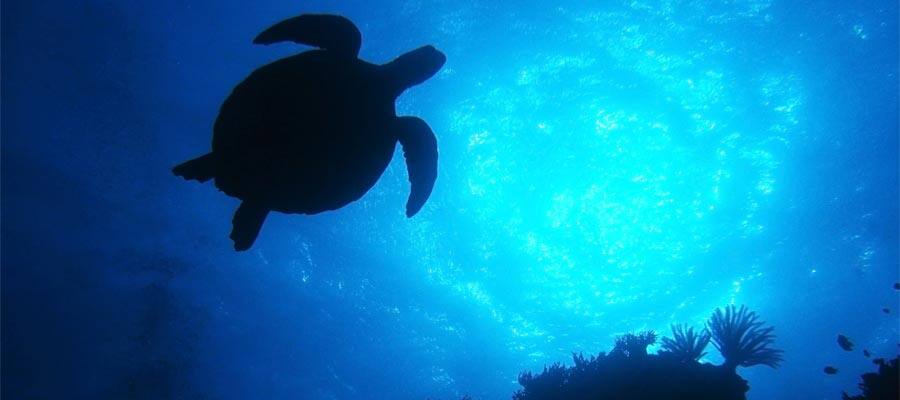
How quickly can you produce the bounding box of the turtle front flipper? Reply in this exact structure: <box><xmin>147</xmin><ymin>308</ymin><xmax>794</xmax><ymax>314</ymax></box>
<box><xmin>230</xmin><ymin>202</ymin><xmax>270</xmax><ymax>251</ymax></box>
<box><xmin>396</xmin><ymin>117</ymin><xmax>438</xmax><ymax>217</ymax></box>
<box><xmin>253</xmin><ymin>14</ymin><xmax>361</xmax><ymax>58</ymax></box>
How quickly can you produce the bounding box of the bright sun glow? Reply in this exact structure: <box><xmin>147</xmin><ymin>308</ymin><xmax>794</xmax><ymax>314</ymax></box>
<box><xmin>392</xmin><ymin>0</ymin><xmax>804</xmax><ymax>363</ymax></box>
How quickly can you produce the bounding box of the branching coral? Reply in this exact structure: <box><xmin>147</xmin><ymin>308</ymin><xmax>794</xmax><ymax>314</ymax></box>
<box><xmin>660</xmin><ymin>324</ymin><xmax>711</xmax><ymax>362</ymax></box>
<box><xmin>516</xmin><ymin>362</ymin><xmax>569</xmax><ymax>400</ymax></box>
<box><xmin>707</xmin><ymin>305</ymin><xmax>783</xmax><ymax>371</ymax></box>
<box><xmin>611</xmin><ymin>331</ymin><xmax>657</xmax><ymax>358</ymax></box>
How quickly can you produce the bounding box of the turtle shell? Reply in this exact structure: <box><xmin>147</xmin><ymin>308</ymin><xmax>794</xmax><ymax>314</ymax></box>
<box><xmin>211</xmin><ymin>50</ymin><xmax>399</xmax><ymax>214</ymax></box>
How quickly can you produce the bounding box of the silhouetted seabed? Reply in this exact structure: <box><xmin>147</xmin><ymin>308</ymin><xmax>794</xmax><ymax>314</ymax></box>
<box><xmin>842</xmin><ymin>356</ymin><xmax>899</xmax><ymax>400</ymax></box>
<box><xmin>511</xmin><ymin>305</ymin><xmax>781</xmax><ymax>400</ymax></box>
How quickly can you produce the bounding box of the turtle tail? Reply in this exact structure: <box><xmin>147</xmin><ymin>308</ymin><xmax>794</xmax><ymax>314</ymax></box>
<box><xmin>173</xmin><ymin>153</ymin><xmax>216</xmax><ymax>182</ymax></box>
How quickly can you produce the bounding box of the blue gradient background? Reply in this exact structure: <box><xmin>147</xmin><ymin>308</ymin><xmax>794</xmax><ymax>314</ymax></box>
<box><xmin>2</xmin><ymin>1</ymin><xmax>897</xmax><ymax>399</ymax></box>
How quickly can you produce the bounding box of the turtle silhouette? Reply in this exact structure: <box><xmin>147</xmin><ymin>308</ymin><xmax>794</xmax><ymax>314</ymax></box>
<box><xmin>173</xmin><ymin>14</ymin><xmax>446</xmax><ymax>251</ymax></box>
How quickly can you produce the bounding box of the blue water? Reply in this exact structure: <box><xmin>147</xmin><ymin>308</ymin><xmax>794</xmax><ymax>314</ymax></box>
<box><xmin>2</xmin><ymin>1</ymin><xmax>897</xmax><ymax>399</ymax></box>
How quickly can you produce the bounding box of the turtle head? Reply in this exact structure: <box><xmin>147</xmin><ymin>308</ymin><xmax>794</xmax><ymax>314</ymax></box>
<box><xmin>384</xmin><ymin>45</ymin><xmax>446</xmax><ymax>97</ymax></box>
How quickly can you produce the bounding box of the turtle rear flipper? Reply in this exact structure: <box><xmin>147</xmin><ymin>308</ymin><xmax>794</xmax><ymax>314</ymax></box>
<box><xmin>173</xmin><ymin>153</ymin><xmax>216</xmax><ymax>182</ymax></box>
<box><xmin>230</xmin><ymin>202</ymin><xmax>270</xmax><ymax>251</ymax></box>
<box><xmin>396</xmin><ymin>117</ymin><xmax>438</xmax><ymax>217</ymax></box>
<box><xmin>253</xmin><ymin>14</ymin><xmax>361</xmax><ymax>57</ymax></box>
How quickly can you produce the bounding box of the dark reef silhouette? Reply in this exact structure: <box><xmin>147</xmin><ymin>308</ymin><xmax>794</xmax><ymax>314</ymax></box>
<box><xmin>173</xmin><ymin>14</ymin><xmax>446</xmax><ymax>250</ymax></box>
<box><xmin>842</xmin><ymin>357</ymin><xmax>899</xmax><ymax>400</ymax></box>
<box><xmin>707</xmin><ymin>305</ymin><xmax>783</xmax><ymax>371</ymax></box>
<box><xmin>829</xmin><ymin>283</ymin><xmax>900</xmax><ymax>400</ymax></box>
<box><xmin>510</xmin><ymin>305</ymin><xmax>782</xmax><ymax>400</ymax></box>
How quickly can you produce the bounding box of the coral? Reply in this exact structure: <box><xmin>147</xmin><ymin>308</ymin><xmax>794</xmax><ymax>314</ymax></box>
<box><xmin>610</xmin><ymin>331</ymin><xmax>657</xmax><ymax>358</ymax></box>
<box><xmin>707</xmin><ymin>305</ymin><xmax>783</xmax><ymax>371</ymax></box>
<box><xmin>842</xmin><ymin>357</ymin><xmax>899</xmax><ymax>400</ymax></box>
<box><xmin>513</xmin><ymin>347</ymin><xmax>748</xmax><ymax>400</ymax></box>
<box><xmin>660</xmin><ymin>324</ymin><xmax>711</xmax><ymax>363</ymax></box>
<box><xmin>516</xmin><ymin>362</ymin><xmax>569</xmax><ymax>399</ymax></box>
<box><xmin>506</xmin><ymin>306</ymin><xmax>781</xmax><ymax>400</ymax></box>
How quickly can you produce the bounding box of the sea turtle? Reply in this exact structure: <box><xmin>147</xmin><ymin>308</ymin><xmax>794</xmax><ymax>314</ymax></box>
<box><xmin>173</xmin><ymin>14</ymin><xmax>446</xmax><ymax>251</ymax></box>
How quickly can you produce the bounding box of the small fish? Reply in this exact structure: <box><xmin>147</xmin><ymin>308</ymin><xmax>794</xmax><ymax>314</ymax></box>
<box><xmin>863</xmin><ymin>349</ymin><xmax>871</xmax><ymax>358</ymax></box>
<box><xmin>837</xmin><ymin>334</ymin><xmax>854</xmax><ymax>351</ymax></box>
<box><xmin>894</xmin><ymin>282</ymin><xmax>900</xmax><ymax>290</ymax></box>
<box><xmin>824</xmin><ymin>366</ymin><xmax>839</xmax><ymax>375</ymax></box>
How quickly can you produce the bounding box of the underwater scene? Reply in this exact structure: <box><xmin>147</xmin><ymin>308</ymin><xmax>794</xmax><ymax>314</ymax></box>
<box><xmin>2</xmin><ymin>0</ymin><xmax>898</xmax><ymax>399</ymax></box>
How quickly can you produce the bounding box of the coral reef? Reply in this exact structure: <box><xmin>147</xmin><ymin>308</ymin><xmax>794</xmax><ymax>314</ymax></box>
<box><xmin>842</xmin><ymin>357</ymin><xmax>899</xmax><ymax>400</ymax></box>
<box><xmin>707</xmin><ymin>305</ymin><xmax>783</xmax><ymax>371</ymax></box>
<box><xmin>659</xmin><ymin>324</ymin><xmax>711</xmax><ymax>363</ymax></box>
<box><xmin>513</xmin><ymin>333</ymin><xmax>747</xmax><ymax>400</ymax></box>
<box><xmin>511</xmin><ymin>305</ymin><xmax>781</xmax><ymax>400</ymax></box>
<box><xmin>610</xmin><ymin>330</ymin><xmax>657</xmax><ymax>358</ymax></box>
